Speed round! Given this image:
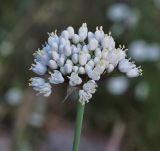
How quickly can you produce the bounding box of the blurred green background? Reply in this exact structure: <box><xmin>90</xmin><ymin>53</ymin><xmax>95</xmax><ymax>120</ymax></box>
<box><xmin>0</xmin><ymin>0</ymin><xmax>160</xmax><ymax>151</ymax></box>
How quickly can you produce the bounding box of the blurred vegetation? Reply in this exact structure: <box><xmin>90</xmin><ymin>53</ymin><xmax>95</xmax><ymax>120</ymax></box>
<box><xmin>0</xmin><ymin>0</ymin><xmax>160</xmax><ymax>151</ymax></box>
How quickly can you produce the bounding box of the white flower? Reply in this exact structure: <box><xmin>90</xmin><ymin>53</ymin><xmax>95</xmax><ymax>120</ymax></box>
<box><xmin>95</xmin><ymin>48</ymin><xmax>102</xmax><ymax>58</ymax></box>
<box><xmin>87</xmin><ymin>60</ymin><xmax>95</xmax><ymax>68</ymax></box>
<box><xmin>95</xmin><ymin>59</ymin><xmax>108</xmax><ymax>74</ymax></box>
<box><xmin>82</xmin><ymin>45</ymin><xmax>88</xmax><ymax>52</ymax></box>
<box><xmin>101</xmin><ymin>34</ymin><xmax>115</xmax><ymax>50</ymax></box>
<box><xmin>61</xmin><ymin>30</ymin><xmax>69</xmax><ymax>39</ymax></box>
<box><xmin>88</xmin><ymin>32</ymin><xmax>94</xmax><ymax>41</ymax></box>
<box><xmin>64</xmin><ymin>63</ymin><xmax>73</xmax><ymax>74</ymax></box>
<box><xmin>48</xmin><ymin>32</ymin><xmax>59</xmax><ymax>45</ymax></box>
<box><xmin>101</xmin><ymin>48</ymin><xmax>108</xmax><ymax>59</ymax></box>
<box><xmin>94</xmin><ymin>57</ymin><xmax>100</xmax><ymax>64</ymax></box>
<box><xmin>60</xmin><ymin>66</ymin><xmax>66</xmax><ymax>75</ymax></box>
<box><xmin>72</xmin><ymin>53</ymin><xmax>79</xmax><ymax>64</ymax></box>
<box><xmin>79</xmin><ymin>51</ymin><xmax>88</xmax><ymax>66</ymax></box>
<box><xmin>106</xmin><ymin>50</ymin><xmax>117</xmax><ymax>63</ymax></box>
<box><xmin>52</xmin><ymin>51</ymin><xmax>59</xmax><ymax>61</ymax></box>
<box><xmin>107</xmin><ymin>64</ymin><xmax>114</xmax><ymax>73</ymax></box>
<box><xmin>48</xmin><ymin>60</ymin><xmax>58</xmax><ymax>69</ymax></box>
<box><xmin>118</xmin><ymin>59</ymin><xmax>136</xmax><ymax>73</ymax></box>
<box><xmin>31</xmin><ymin>62</ymin><xmax>47</xmax><ymax>75</ymax></box>
<box><xmin>42</xmin><ymin>44</ymin><xmax>52</xmax><ymax>57</ymax></box>
<box><xmin>78</xmin><ymin>66</ymin><xmax>85</xmax><ymax>74</ymax></box>
<box><xmin>88</xmin><ymin>38</ymin><xmax>98</xmax><ymax>50</ymax></box>
<box><xmin>88</xmin><ymin>68</ymin><xmax>101</xmax><ymax>81</ymax></box>
<box><xmin>126</xmin><ymin>67</ymin><xmax>142</xmax><ymax>78</ymax></box>
<box><xmin>59</xmin><ymin>37</ymin><xmax>67</xmax><ymax>46</ymax></box>
<box><xmin>63</xmin><ymin>45</ymin><xmax>72</xmax><ymax>56</ymax></box>
<box><xmin>86</xmin><ymin>53</ymin><xmax>91</xmax><ymax>60</ymax></box>
<box><xmin>48</xmin><ymin>33</ymin><xmax>59</xmax><ymax>51</ymax></box>
<box><xmin>79</xmin><ymin>90</ymin><xmax>92</xmax><ymax>105</ymax></box>
<box><xmin>116</xmin><ymin>48</ymin><xmax>126</xmax><ymax>62</ymax></box>
<box><xmin>73</xmin><ymin>66</ymin><xmax>79</xmax><ymax>73</ymax></box>
<box><xmin>51</xmin><ymin>42</ymin><xmax>58</xmax><ymax>51</ymax></box>
<box><xmin>85</xmin><ymin>64</ymin><xmax>92</xmax><ymax>73</ymax></box>
<box><xmin>36</xmin><ymin>83</ymin><xmax>52</xmax><ymax>97</ymax></box>
<box><xmin>66</xmin><ymin>59</ymin><xmax>73</xmax><ymax>65</ymax></box>
<box><xmin>72</xmin><ymin>45</ymin><xmax>79</xmax><ymax>53</ymax></box>
<box><xmin>67</xmin><ymin>26</ymin><xmax>74</xmax><ymax>39</ymax></box>
<box><xmin>49</xmin><ymin>70</ymin><xmax>64</xmax><ymax>84</ymax></box>
<box><xmin>72</xmin><ymin>34</ymin><xmax>80</xmax><ymax>44</ymax></box>
<box><xmin>29</xmin><ymin>77</ymin><xmax>45</xmax><ymax>87</ymax></box>
<box><xmin>78</xmin><ymin>23</ymin><xmax>88</xmax><ymax>42</ymax></box>
<box><xmin>68</xmin><ymin>72</ymin><xmax>82</xmax><ymax>86</ymax></box>
<box><xmin>34</xmin><ymin>50</ymin><xmax>50</xmax><ymax>65</ymax></box>
<box><xmin>106</xmin><ymin>49</ymin><xmax>119</xmax><ymax>66</ymax></box>
<box><xmin>83</xmin><ymin>80</ymin><xmax>97</xmax><ymax>94</ymax></box>
<box><xmin>57</xmin><ymin>57</ymin><xmax>65</xmax><ymax>67</ymax></box>
<box><xmin>106</xmin><ymin>48</ymin><xmax>126</xmax><ymax>66</ymax></box>
<box><xmin>29</xmin><ymin>78</ymin><xmax>51</xmax><ymax>97</ymax></box>
<box><xmin>95</xmin><ymin>26</ymin><xmax>104</xmax><ymax>42</ymax></box>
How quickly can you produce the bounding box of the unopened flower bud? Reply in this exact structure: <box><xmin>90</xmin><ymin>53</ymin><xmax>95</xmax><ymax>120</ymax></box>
<box><xmin>101</xmin><ymin>35</ymin><xmax>115</xmax><ymax>50</ymax></box>
<box><xmin>79</xmin><ymin>51</ymin><xmax>87</xmax><ymax>66</ymax></box>
<box><xmin>64</xmin><ymin>63</ymin><xmax>73</xmax><ymax>74</ymax></box>
<box><xmin>95</xmin><ymin>48</ymin><xmax>102</xmax><ymax>58</ymax></box>
<box><xmin>72</xmin><ymin>53</ymin><xmax>79</xmax><ymax>64</ymax></box>
<box><xmin>31</xmin><ymin>62</ymin><xmax>47</xmax><ymax>75</ymax></box>
<box><xmin>79</xmin><ymin>66</ymin><xmax>85</xmax><ymax>74</ymax></box>
<box><xmin>94</xmin><ymin>57</ymin><xmax>100</xmax><ymax>64</ymax></box>
<box><xmin>48</xmin><ymin>60</ymin><xmax>58</xmax><ymax>69</ymax></box>
<box><xmin>73</xmin><ymin>66</ymin><xmax>79</xmax><ymax>73</ymax></box>
<box><xmin>107</xmin><ymin>64</ymin><xmax>114</xmax><ymax>73</ymax></box>
<box><xmin>68</xmin><ymin>72</ymin><xmax>82</xmax><ymax>86</ymax></box>
<box><xmin>88</xmin><ymin>38</ymin><xmax>98</xmax><ymax>50</ymax></box>
<box><xmin>52</xmin><ymin>51</ymin><xmax>59</xmax><ymax>61</ymax></box>
<box><xmin>61</xmin><ymin>30</ymin><xmax>69</xmax><ymax>39</ymax></box>
<box><xmin>49</xmin><ymin>70</ymin><xmax>64</xmax><ymax>84</ymax></box>
<box><xmin>79</xmin><ymin>23</ymin><xmax>88</xmax><ymax>42</ymax></box>
<box><xmin>87</xmin><ymin>60</ymin><xmax>95</xmax><ymax>68</ymax></box>
<box><xmin>67</xmin><ymin>26</ymin><xmax>74</xmax><ymax>39</ymax></box>
<box><xmin>64</xmin><ymin>45</ymin><xmax>72</xmax><ymax>57</ymax></box>
<box><xmin>85</xmin><ymin>64</ymin><xmax>92</xmax><ymax>73</ymax></box>
<box><xmin>57</xmin><ymin>57</ymin><xmax>65</xmax><ymax>67</ymax></box>
<box><xmin>72</xmin><ymin>34</ymin><xmax>80</xmax><ymax>44</ymax></box>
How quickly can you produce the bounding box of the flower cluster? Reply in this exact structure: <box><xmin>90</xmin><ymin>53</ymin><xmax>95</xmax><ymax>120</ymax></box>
<box><xmin>29</xmin><ymin>23</ymin><xmax>142</xmax><ymax>104</ymax></box>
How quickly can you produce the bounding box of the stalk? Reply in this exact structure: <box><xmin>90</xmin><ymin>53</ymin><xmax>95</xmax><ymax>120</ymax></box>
<box><xmin>72</xmin><ymin>102</ymin><xmax>85</xmax><ymax>151</ymax></box>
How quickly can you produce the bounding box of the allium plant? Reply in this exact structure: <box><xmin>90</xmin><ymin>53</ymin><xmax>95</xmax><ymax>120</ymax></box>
<box><xmin>29</xmin><ymin>23</ymin><xmax>142</xmax><ymax>151</ymax></box>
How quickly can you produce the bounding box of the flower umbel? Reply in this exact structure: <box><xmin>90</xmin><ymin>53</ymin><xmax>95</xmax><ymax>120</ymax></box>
<box><xmin>29</xmin><ymin>23</ymin><xmax>142</xmax><ymax>104</ymax></box>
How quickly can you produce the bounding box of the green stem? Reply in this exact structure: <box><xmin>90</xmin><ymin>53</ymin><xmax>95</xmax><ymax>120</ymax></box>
<box><xmin>72</xmin><ymin>102</ymin><xmax>85</xmax><ymax>151</ymax></box>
